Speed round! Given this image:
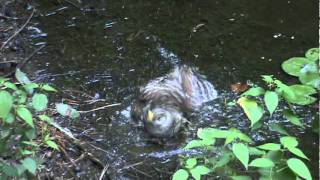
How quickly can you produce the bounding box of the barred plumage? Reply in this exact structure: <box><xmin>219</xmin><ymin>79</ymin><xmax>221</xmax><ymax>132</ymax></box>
<box><xmin>131</xmin><ymin>65</ymin><xmax>217</xmax><ymax>137</ymax></box>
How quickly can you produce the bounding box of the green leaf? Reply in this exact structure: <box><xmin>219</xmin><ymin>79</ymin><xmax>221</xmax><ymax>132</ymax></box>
<box><xmin>284</xmin><ymin>85</ymin><xmax>317</xmax><ymax>105</ymax></box>
<box><xmin>299</xmin><ymin>71</ymin><xmax>320</xmax><ymax>90</ymax></box>
<box><xmin>172</xmin><ymin>169</ymin><xmax>189</xmax><ymax>180</ymax></box>
<box><xmin>232</xmin><ymin>143</ymin><xmax>249</xmax><ymax>169</ymax></box>
<box><xmin>287</xmin><ymin>147</ymin><xmax>309</xmax><ymax>160</ymax></box>
<box><xmin>17</xmin><ymin>107</ymin><xmax>34</xmax><ymax>128</ymax></box>
<box><xmin>184</xmin><ymin>139</ymin><xmax>214</xmax><ymax>149</ymax></box>
<box><xmin>249</xmin><ymin>158</ymin><xmax>274</xmax><ymax>168</ymax></box>
<box><xmin>185</xmin><ymin>158</ymin><xmax>197</xmax><ymax>169</ymax></box>
<box><xmin>23</xmin><ymin>83</ymin><xmax>39</xmax><ymax>94</ymax></box>
<box><xmin>4</xmin><ymin>113</ymin><xmax>15</xmax><ymax>124</ymax></box>
<box><xmin>46</xmin><ymin>140</ymin><xmax>59</xmax><ymax>150</ymax></box>
<box><xmin>281</xmin><ymin>57</ymin><xmax>311</xmax><ymax>77</ymax></box>
<box><xmin>3</xmin><ymin>82</ymin><xmax>18</xmax><ymax>90</ymax></box>
<box><xmin>231</xmin><ymin>176</ymin><xmax>252</xmax><ymax>180</ymax></box>
<box><xmin>0</xmin><ymin>91</ymin><xmax>13</xmax><ymax>119</ymax></box>
<box><xmin>38</xmin><ymin>114</ymin><xmax>53</xmax><ymax>123</ymax></box>
<box><xmin>280</xmin><ymin>136</ymin><xmax>298</xmax><ymax>148</ymax></box>
<box><xmin>32</xmin><ymin>93</ymin><xmax>48</xmax><ymax>111</ymax></box>
<box><xmin>2</xmin><ymin>164</ymin><xmax>18</xmax><ymax>177</ymax></box>
<box><xmin>248</xmin><ymin>147</ymin><xmax>266</xmax><ymax>155</ymax></box>
<box><xmin>41</xmin><ymin>84</ymin><xmax>57</xmax><ymax>92</ymax></box>
<box><xmin>287</xmin><ymin>158</ymin><xmax>312</xmax><ymax>180</ymax></box>
<box><xmin>257</xmin><ymin>143</ymin><xmax>281</xmax><ymax>151</ymax></box>
<box><xmin>264</xmin><ymin>91</ymin><xmax>278</xmax><ymax>115</ymax></box>
<box><xmin>197</xmin><ymin>128</ymin><xmax>227</xmax><ymax>139</ymax></box>
<box><xmin>214</xmin><ymin>152</ymin><xmax>234</xmax><ymax>168</ymax></box>
<box><xmin>241</xmin><ymin>87</ymin><xmax>264</xmax><ymax>97</ymax></box>
<box><xmin>275</xmin><ymin>80</ymin><xmax>296</xmax><ymax>101</ymax></box>
<box><xmin>269</xmin><ymin>123</ymin><xmax>289</xmax><ymax>135</ymax></box>
<box><xmin>15</xmin><ymin>69</ymin><xmax>31</xmax><ymax>85</ymax></box>
<box><xmin>13</xmin><ymin>90</ymin><xmax>27</xmax><ymax>104</ymax></box>
<box><xmin>55</xmin><ymin>103</ymin><xmax>80</xmax><ymax>119</ymax></box>
<box><xmin>241</xmin><ymin>87</ymin><xmax>265</xmax><ymax>97</ymax></box>
<box><xmin>237</xmin><ymin>97</ymin><xmax>264</xmax><ymax>127</ymax></box>
<box><xmin>21</xmin><ymin>157</ymin><xmax>37</xmax><ymax>175</ymax></box>
<box><xmin>283</xmin><ymin>109</ymin><xmax>304</xmax><ymax>128</ymax></box>
<box><xmin>261</xmin><ymin>75</ymin><xmax>274</xmax><ymax>84</ymax></box>
<box><xmin>190</xmin><ymin>165</ymin><xmax>211</xmax><ymax>180</ymax></box>
<box><xmin>305</xmin><ymin>48</ymin><xmax>319</xmax><ymax>61</ymax></box>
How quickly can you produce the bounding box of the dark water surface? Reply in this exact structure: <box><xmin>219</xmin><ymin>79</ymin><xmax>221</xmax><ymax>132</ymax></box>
<box><xmin>25</xmin><ymin>0</ymin><xmax>318</xmax><ymax>179</ymax></box>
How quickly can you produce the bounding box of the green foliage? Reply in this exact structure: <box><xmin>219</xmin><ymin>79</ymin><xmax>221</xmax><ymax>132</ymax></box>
<box><xmin>287</xmin><ymin>158</ymin><xmax>312</xmax><ymax>180</ymax></box>
<box><xmin>173</xmin><ymin>48</ymin><xmax>317</xmax><ymax>180</ymax></box>
<box><xmin>232</xmin><ymin>143</ymin><xmax>249</xmax><ymax>169</ymax></box>
<box><xmin>0</xmin><ymin>70</ymin><xmax>78</xmax><ymax>178</ymax></box>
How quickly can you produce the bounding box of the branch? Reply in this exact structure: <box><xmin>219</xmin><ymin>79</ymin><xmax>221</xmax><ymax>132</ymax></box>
<box><xmin>0</xmin><ymin>8</ymin><xmax>35</xmax><ymax>51</ymax></box>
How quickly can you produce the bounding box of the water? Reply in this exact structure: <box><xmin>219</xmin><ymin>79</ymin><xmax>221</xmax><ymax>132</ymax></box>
<box><xmin>24</xmin><ymin>0</ymin><xmax>318</xmax><ymax>179</ymax></box>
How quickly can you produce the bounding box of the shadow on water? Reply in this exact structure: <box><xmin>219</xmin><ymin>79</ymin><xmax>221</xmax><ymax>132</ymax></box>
<box><xmin>23</xmin><ymin>0</ymin><xmax>318</xmax><ymax>179</ymax></box>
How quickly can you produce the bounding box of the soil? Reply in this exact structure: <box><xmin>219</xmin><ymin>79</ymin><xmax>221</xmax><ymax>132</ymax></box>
<box><xmin>0</xmin><ymin>0</ymin><xmax>32</xmax><ymax>77</ymax></box>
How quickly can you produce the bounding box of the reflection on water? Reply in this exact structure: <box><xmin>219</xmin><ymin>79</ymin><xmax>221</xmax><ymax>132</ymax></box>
<box><xmin>27</xmin><ymin>0</ymin><xmax>318</xmax><ymax>178</ymax></box>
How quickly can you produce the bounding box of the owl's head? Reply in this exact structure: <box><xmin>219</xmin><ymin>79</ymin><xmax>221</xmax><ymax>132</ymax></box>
<box><xmin>143</xmin><ymin>106</ymin><xmax>184</xmax><ymax>138</ymax></box>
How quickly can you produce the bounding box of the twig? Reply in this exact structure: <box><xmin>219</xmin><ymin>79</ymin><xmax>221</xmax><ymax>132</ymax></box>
<box><xmin>4</xmin><ymin>44</ymin><xmax>46</xmax><ymax>77</ymax></box>
<box><xmin>0</xmin><ymin>8</ymin><xmax>35</xmax><ymax>51</ymax></box>
<box><xmin>0</xmin><ymin>14</ymin><xmax>19</xmax><ymax>20</ymax></box>
<box><xmin>118</xmin><ymin>161</ymin><xmax>144</xmax><ymax>172</ymax></box>
<box><xmin>78</xmin><ymin>103</ymin><xmax>121</xmax><ymax>113</ymax></box>
<box><xmin>17</xmin><ymin>44</ymin><xmax>46</xmax><ymax>69</ymax></box>
<box><xmin>64</xmin><ymin>0</ymin><xmax>81</xmax><ymax>9</ymax></box>
<box><xmin>99</xmin><ymin>164</ymin><xmax>110</xmax><ymax>180</ymax></box>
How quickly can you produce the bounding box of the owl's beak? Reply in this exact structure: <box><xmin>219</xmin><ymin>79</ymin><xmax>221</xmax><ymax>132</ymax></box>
<box><xmin>147</xmin><ymin>110</ymin><xmax>154</xmax><ymax>122</ymax></box>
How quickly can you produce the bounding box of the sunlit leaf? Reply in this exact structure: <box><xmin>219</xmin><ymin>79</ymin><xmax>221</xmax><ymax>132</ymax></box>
<box><xmin>190</xmin><ymin>165</ymin><xmax>211</xmax><ymax>180</ymax></box>
<box><xmin>38</xmin><ymin>114</ymin><xmax>53</xmax><ymax>123</ymax></box>
<box><xmin>55</xmin><ymin>103</ymin><xmax>79</xmax><ymax>119</ymax></box>
<box><xmin>283</xmin><ymin>109</ymin><xmax>304</xmax><ymax>128</ymax></box>
<box><xmin>197</xmin><ymin>128</ymin><xmax>228</xmax><ymax>140</ymax></box>
<box><xmin>41</xmin><ymin>84</ymin><xmax>57</xmax><ymax>92</ymax></box>
<box><xmin>172</xmin><ymin>169</ymin><xmax>189</xmax><ymax>180</ymax></box>
<box><xmin>287</xmin><ymin>147</ymin><xmax>309</xmax><ymax>160</ymax></box>
<box><xmin>184</xmin><ymin>139</ymin><xmax>214</xmax><ymax>149</ymax></box>
<box><xmin>299</xmin><ymin>72</ymin><xmax>320</xmax><ymax>90</ymax></box>
<box><xmin>185</xmin><ymin>158</ymin><xmax>197</xmax><ymax>169</ymax></box>
<box><xmin>249</xmin><ymin>158</ymin><xmax>274</xmax><ymax>168</ymax></box>
<box><xmin>241</xmin><ymin>87</ymin><xmax>265</xmax><ymax>97</ymax></box>
<box><xmin>237</xmin><ymin>97</ymin><xmax>264</xmax><ymax>127</ymax></box>
<box><xmin>15</xmin><ymin>69</ymin><xmax>31</xmax><ymax>85</ymax></box>
<box><xmin>17</xmin><ymin>107</ymin><xmax>34</xmax><ymax>128</ymax></box>
<box><xmin>32</xmin><ymin>93</ymin><xmax>48</xmax><ymax>111</ymax></box>
<box><xmin>280</xmin><ymin>136</ymin><xmax>298</xmax><ymax>148</ymax></box>
<box><xmin>257</xmin><ymin>143</ymin><xmax>281</xmax><ymax>151</ymax></box>
<box><xmin>21</xmin><ymin>157</ymin><xmax>37</xmax><ymax>175</ymax></box>
<box><xmin>13</xmin><ymin>90</ymin><xmax>27</xmax><ymax>104</ymax></box>
<box><xmin>275</xmin><ymin>80</ymin><xmax>296</xmax><ymax>101</ymax></box>
<box><xmin>232</xmin><ymin>143</ymin><xmax>249</xmax><ymax>169</ymax></box>
<box><xmin>0</xmin><ymin>91</ymin><xmax>13</xmax><ymax>119</ymax></box>
<box><xmin>305</xmin><ymin>48</ymin><xmax>319</xmax><ymax>61</ymax></box>
<box><xmin>4</xmin><ymin>113</ymin><xmax>15</xmax><ymax>124</ymax></box>
<box><xmin>282</xmin><ymin>85</ymin><xmax>317</xmax><ymax>105</ymax></box>
<box><xmin>287</xmin><ymin>158</ymin><xmax>312</xmax><ymax>180</ymax></box>
<box><xmin>261</xmin><ymin>75</ymin><xmax>274</xmax><ymax>84</ymax></box>
<box><xmin>264</xmin><ymin>91</ymin><xmax>278</xmax><ymax>116</ymax></box>
<box><xmin>23</xmin><ymin>83</ymin><xmax>39</xmax><ymax>94</ymax></box>
<box><xmin>46</xmin><ymin>140</ymin><xmax>59</xmax><ymax>150</ymax></box>
<box><xmin>248</xmin><ymin>147</ymin><xmax>266</xmax><ymax>155</ymax></box>
<box><xmin>281</xmin><ymin>57</ymin><xmax>311</xmax><ymax>77</ymax></box>
<box><xmin>3</xmin><ymin>82</ymin><xmax>18</xmax><ymax>90</ymax></box>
